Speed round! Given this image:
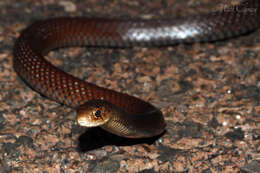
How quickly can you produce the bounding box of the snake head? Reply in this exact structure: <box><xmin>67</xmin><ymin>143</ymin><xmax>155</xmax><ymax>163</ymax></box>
<box><xmin>76</xmin><ymin>100</ymin><xmax>113</xmax><ymax>127</ymax></box>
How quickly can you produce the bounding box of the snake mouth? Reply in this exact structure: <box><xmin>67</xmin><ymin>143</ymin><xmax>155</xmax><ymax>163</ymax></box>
<box><xmin>77</xmin><ymin>115</ymin><xmax>109</xmax><ymax>127</ymax></box>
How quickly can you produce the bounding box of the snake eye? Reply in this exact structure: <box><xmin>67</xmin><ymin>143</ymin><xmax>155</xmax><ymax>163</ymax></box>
<box><xmin>94</xmin><ymin>109</ymin><xmax>101</xmax><ymax>118</ymax></box>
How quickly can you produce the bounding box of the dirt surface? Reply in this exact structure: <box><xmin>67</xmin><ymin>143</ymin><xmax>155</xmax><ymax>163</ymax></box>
<box><xmin>1</xmin><ymin>0</ymin><xmax>260</xmax><ymax>172</ymax></box>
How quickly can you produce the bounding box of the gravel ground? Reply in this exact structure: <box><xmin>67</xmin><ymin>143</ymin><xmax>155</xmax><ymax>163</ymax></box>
<box><xmin>1</xmin><ymin>0</ymin><xmax>260</xmax><ymax>172</ymax></box>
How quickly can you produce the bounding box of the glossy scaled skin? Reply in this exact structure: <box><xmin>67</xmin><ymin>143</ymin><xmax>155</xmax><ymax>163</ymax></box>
<box><xmin>13</xmin><ymin>0</ymin><xmax>260</xmax><ymax>138</ymax></box>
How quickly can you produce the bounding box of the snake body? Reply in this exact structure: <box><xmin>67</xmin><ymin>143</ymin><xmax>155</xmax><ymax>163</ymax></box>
<box><xmin>13</xmin><ymin>0</ymin><xmax>260</xmax><ymax>138</ymax></box>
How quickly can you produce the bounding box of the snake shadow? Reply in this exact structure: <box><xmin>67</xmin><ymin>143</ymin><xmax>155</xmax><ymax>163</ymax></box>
<box><xmin>77</xmin><ymin>127</ymin><xmax>165</xmax><ymax>152</ymax></box>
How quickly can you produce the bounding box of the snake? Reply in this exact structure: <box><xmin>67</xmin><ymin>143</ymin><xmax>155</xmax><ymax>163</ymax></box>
<box><xmin>13</xmin><ymin>0</ymin><xmax>260</xmax><ymax>138</ymax></box>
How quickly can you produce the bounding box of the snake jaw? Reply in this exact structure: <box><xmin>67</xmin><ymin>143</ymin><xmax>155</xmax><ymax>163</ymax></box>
<box><xmin>77</xmin><ymin>114</ymin><xmax>109</xmax><ymax>127</ymax></box>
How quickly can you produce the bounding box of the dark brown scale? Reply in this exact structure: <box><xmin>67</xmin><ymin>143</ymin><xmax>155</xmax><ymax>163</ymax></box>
<box><xmin>13</xmin><ymin>0</ymin><xmax>260</xmax><ymax>138</ymax></box>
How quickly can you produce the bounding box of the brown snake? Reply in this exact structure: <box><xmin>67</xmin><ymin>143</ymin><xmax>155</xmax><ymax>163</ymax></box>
<box><xmin>13</xmin><ymin>0</ymin><xmax>260</xmax><ymax>138</ymax></box>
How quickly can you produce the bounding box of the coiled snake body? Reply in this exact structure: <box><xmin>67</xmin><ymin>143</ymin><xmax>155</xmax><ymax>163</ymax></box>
<box><xmin>13</xmin><ymin>0</ymin><xmax>260</xmax><ymax>138</ymax></box>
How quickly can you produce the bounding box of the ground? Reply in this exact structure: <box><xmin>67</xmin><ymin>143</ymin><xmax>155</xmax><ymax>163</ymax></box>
<box><xmin>1</xmin><ymin>0</ymin><xmax>260</xmax><ymax>172</ymax></box>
